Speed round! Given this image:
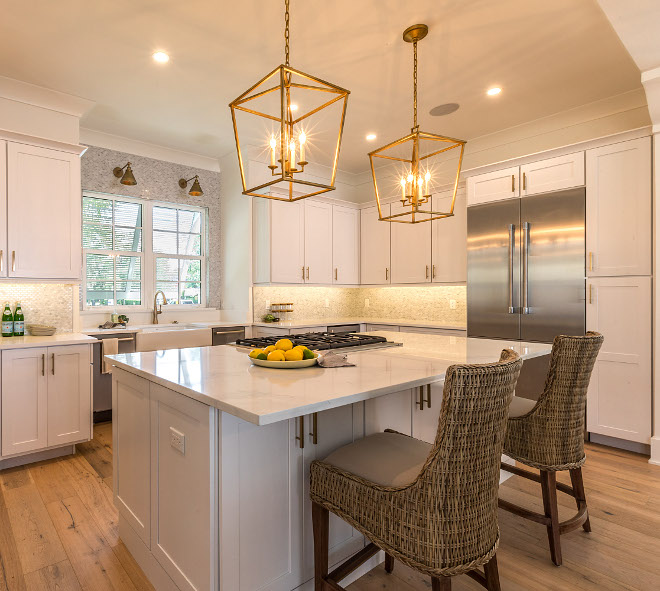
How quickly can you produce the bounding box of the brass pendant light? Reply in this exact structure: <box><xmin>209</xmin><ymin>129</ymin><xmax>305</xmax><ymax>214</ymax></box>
<box><xmin>179</xmin><ymin>175</ymin><xmax>204</xmax><ymax>197</ymax></box>
<box><xmin>369</xmin><ymin>25</ymin><xmax>466</xmax><ymax>223</ymax></box>
<box><xmin>229</xmin><ymin>0</ymin><xmax>350</xmax><ymax>202</ymax></box>
<box><xmin>113</xmin><ymin>162</ymin><xmax>137</xmax><ymax>186</ymax></box>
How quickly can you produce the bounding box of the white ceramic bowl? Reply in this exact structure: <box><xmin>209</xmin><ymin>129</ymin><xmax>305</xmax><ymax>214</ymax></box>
<box><xmin>250</xmin><ymin>357</ymin><xmax>318</xmax><ymax>369</ymax></box>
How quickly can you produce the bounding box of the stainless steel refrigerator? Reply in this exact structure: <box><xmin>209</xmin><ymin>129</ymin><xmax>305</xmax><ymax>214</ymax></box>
<box><xmin>467</xmin><ymin>188</ymin><xmax>586</xmax><ymax>343</ymax></box>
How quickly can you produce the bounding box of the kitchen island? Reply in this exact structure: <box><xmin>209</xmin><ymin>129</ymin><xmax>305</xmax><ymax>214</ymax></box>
<box><xmin>108</xmin><ymin>332</ymin><xmax>551</xmax><ymax>591</ymax></box>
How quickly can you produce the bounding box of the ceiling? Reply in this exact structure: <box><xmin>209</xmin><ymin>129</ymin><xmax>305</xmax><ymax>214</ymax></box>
<box><xmin>0</xmin><ymin>0</ymin><xmax>643</xmax><ymax>173</ymax></box>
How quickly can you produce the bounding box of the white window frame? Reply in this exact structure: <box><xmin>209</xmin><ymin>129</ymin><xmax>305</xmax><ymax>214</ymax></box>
<box><xmin>82</xmin><ymin>191</ymin><xmax>208</xmax><ymax>311</ymax></box>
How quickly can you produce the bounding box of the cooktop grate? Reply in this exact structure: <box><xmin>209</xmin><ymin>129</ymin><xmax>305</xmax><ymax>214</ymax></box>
<box><xmin>235</xmin><ymin>332</ymin><xmax>390</xmax><ymax>351</ymax></box>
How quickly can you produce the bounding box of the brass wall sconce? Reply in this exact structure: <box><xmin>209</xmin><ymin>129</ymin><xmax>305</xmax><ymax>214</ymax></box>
<box><xmin>113</xmin><ymin>162</ymin><xmax>137</xmax><ymax>186</ymax></box>
<box><xmin>179</xmin><ymin>175</ymin><xmax>203</xmax><ymax>197</ymax></box>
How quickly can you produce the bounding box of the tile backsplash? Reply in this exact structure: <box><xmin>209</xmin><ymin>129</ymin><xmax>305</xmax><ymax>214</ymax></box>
<box><xmin>0</xmin><ymin>284</ymin><xmax>75</xmax><ymax>332</ymax></box>
<box><xmin>252</xmin><ymin>285</ymin><xmax>466</xmax><ymax>326</ymax></box>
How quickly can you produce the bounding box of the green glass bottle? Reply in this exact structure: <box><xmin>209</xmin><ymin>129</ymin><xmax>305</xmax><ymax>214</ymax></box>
<box><xmin>13</xmin><ymin>302</ymin><xmax>24</xmax><ymax>337</ymax></box>
<box><xmin>1</xmin><ymin>302</ymin><xmax>13</xmax><ymax>337</ymax></box>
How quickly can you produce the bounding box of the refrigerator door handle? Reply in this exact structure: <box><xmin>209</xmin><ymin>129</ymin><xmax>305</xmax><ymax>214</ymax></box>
<box><xmin>522</xmin><ymin>221</ymin><xmax>530</xmax><ymax>314</ymax></box>
<box><xmin>508</xmin><ymin>224</ymin><xmax>516</xmax><ymax>313</ymax></box>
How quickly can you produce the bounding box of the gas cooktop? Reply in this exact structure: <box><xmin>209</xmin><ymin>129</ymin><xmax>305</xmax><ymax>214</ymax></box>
<box><xmin>235</xmin><ymin>332</ymin><xmax>401</xmax><ymax>351</ymax></box>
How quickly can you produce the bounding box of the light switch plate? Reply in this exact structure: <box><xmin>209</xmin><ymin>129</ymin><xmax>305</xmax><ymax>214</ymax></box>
<box><xmin>364</xmin><ymin>298</ymin><xmax>370</xmax><ymax>308</ymax></box>
<box><xmin>449</xmin><ymin>299</ymin><xmax>457</xmax><ymax>310</ymax></box>
<box><xmin>170</xmin><ymin>427</ymin><xmax>185</xmax><ymax>454</ymax></box>
<box><xmin>325</xmin><ymin>298</ymin><xmax>329</xmax><ymax>308</ymax></box>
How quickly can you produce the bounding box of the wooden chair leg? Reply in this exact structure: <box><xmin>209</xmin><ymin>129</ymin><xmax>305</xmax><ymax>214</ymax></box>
<box><xmin>384</xmin><ymin>552</ymin><xmax>394</xmax><ymax>574</ymax></box>
<box><xmin>540</xmin><ymin>470</ymin><xmax>562</xmax><ymax>566</ymax></box>
<box><xmin>432</xmin><ymin>575</ymin><xmax>451</xmax><ymax>590</ymax></box>
<box><xmin>483</xmin><ymin>555</ymin><xmax>501</xmax><ymax>591</ymax></box>
<box><xmin>569</xmin><ymin>467</ymin><xmax>591</xmax><ymax>533</ymax></box>
<box><xmin>312</xmin><ymin>502</ymin><xmax>329</xmax><ymax>591</ymax></box>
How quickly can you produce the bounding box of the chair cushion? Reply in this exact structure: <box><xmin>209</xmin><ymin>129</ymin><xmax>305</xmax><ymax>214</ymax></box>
<box><xmin>322</xmin><ymin>432</ymin><xmax>432</xmax><ymax>487</ymax></box>
<box><xmin>508</xmin><ymin>396</ymin><xmax>536</xmax><ymax>418</ymax></box>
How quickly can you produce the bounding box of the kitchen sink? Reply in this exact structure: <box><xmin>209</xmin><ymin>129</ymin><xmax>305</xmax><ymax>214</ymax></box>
<box><xmin>136</xmin><ymin>327</ymin><xmax>212</xmax><ymax>352</ymax></box>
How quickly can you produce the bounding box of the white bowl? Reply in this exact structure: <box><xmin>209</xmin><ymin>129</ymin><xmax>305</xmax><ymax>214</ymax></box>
<box><xmin>250</xmin><ymin>357</ymin><xmax>318</xmax><ymax>369</ymax></box>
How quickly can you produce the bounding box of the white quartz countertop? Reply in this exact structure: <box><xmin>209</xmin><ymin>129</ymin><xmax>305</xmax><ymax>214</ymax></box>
<box><xmin>83</xmin><ymin>322</ymin><xmax>248</xmax><ymax>335</ymax></box>
<box><xmin>0</xmin><ymin>333</ymin><xmax>96</xmax><ymax>349</ymax></box>
<box><xmin>108</xmin><ymin>331</ymin><xmax>550</xmax><ymax>426</ymax></box>
<box><xmin>251</xmin><ymin>318</ymin><xmax>467</xmax><ymax>330</ymax></box>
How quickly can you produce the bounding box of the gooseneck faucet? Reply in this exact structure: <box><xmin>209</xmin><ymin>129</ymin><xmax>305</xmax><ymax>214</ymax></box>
<box><xmin>153</xmin><ymin>290</ymin><xmax>168</xmax><ymax>324</ymax></box>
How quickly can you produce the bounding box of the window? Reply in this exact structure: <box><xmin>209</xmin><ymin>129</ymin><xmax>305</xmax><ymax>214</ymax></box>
<box><xmin>82</xmin><ymin>193</ymin><xmax>207</xmax><ymax>309</ymax></box>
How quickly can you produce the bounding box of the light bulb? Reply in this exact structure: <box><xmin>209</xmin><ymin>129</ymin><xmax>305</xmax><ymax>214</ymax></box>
<box><xmin>299</xmin><ymin>132</ymin><xmax>306</xmax><ymax>145</ymax></box>
<box><xmin>407</xmin><ymin>174</ymin><xmax>414</xmax><ymax>183</ymax></box>
<box><xmin>400</xmin><ymin>178</ymin><xmax>406</xmax><ymax>187</ymax></box>
<box><xmin>425</xmin><ymin>171</ymin><xmax>431</xmax><ymax>182</ymax></box>
<box><xmin>269</xmin><ymin>137</ymin><xmax>276</xmax><ymax>149</ymax></box>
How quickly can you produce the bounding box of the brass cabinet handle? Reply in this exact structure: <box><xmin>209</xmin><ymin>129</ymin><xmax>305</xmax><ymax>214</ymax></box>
<box><xmin>306</xmin><ymin>267</ymin><xmax>310</xmax><ymax>280</ymax></box>
<box><xmin>42</xmin><ymin>354</ymin><xmax>45</xmax><ymax>377</ymax></box>
<box><xmin>588</xmin><ymin>252</ymin><xmax>594</xmax><ymax>272</ymax></box>
<box><xmin>0</xmin><ymin>250</ymin><xmax>3</xmax><ymax>272</ymax></box>
<box><xmin>588</xmin><ymin>284</ymin><xmax>593</xmax><ymax>304</ymax></box>
<box><xmin>432</xmin><ymin>265</ymin><xmax>436</xmax><ymax>279</ymax></box>
<box><xmin>523</xmin><ymin>172</ymin><xmax>527</xmax><ymax>191</ymax></box>
<box><xmin>11</xmin><ymin>251</ymin><xmax>15</xmax><ymax>272</ymax></box>
<box><xmin>295</xmin><ymin>416</ymin><xmax>304</xmax><ymax>449</ymax></box>
<box><xmin>385</xmin><ymin>268</ymin><xmax>389</xmax><ymax>281</ymax></box>
<box><xmin>425</xmin><ymin>384</ymin><xmax>431</xmax><ymax>409</ymax></box>
<box><xmin>302</xmin><ymin>266</ymin><xmax>305</xmax><ymax>280</ymax></box>
<box><xmin>51</xmin><ymin>353</ymin><xmax>55</xmax><ymax>375</ymax></box>
<box><xmin>511</xmin><ymin>175</ymin><xmax>515</xmax><ymax>192</ymax></box>
<box><xmin>426</xmin><ymin>265</ymin><xmax>429</xmax><ymax>279</ymax></box>
<box><xmin>334</xmin><ymin>268</ymin><xmax>338</xmax><ymax>281</ymax></box>
<box><xmin>416</xmin><ymin>386</ymin><xmax>425</xmax><ymax>411</ymax></box>
<box><xmin>309</xmin><ymin>412</ymin><xmax>318</xmax><ymax>445</ymax></box>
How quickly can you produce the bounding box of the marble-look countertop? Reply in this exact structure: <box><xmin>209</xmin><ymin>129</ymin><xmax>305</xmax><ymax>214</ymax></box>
<box><xmin>0</xmin><ymin>333</ymin><xmax>96</xmax><ymax>349</ymax></box>
<box><xmin>251</xmin><ymin>318</ymin><xmax>467</xmax><ymax>330</ymax></box>
<box><xmin>82</xmin><ymin>322</ymin><xmax>248</xmax><ymax>336</ymax></box>
<box><xmin>107</xmin><ymin>331</ymin><xmax>550</xmax><ymax>426</ymax></box>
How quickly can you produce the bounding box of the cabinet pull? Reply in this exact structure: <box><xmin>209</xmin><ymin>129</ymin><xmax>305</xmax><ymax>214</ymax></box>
<box><xmin>511</xmin><ymin>175</ymin><xmax>515</xmax><ymax>192</ymax></box>
<box><xmin>42</xmin><ymin>354</ymin><xmax>45</xmax><ymax>377</ymax></box>
<box><xmin>588</xmin><ymin>251</ymin><xmax>594</xmax><ymax>272</ymax></box>
<box><xmin>416</xmin><ymin>386</ymin><xmax>425</xmax><ymax>411</ymax></box>
<box><xmin>523</xmin><ymin>172</ymin><xmax>527</xmax><ymax>191</ymax></box>
<box><xmin>295</xmin><ymin>416</ymin><xmax>305</xmax><ymax>449</ymax></box>
<box><xmin>309</xmin><ymin>412</ymin><xmax>318</xmax><ymax>445</ymax></box>
<box><xmin>11</xmin><ymin>251</ymin><xmax>15</xmax><ymax>273</ymax></box>
<box><xmin>426</xmin><ymin>265</ymin><xmax>429</xmax><ymax>279</ymax></box>
<box><xmin>588</xmin><ymin>284</ymin><xmax>593</xmax><ymax>304</ymax></box>
<box><xmin>385</xmin><ymin>268</ymin><xmax>389</xmax><ymax>281</ymax></box>
<box><xmin>335</xmin><ymin>268</ymin><xmax>338</xmax><ymax>281</ymax></box>
<box><xmin>51</xmin><ymin>353</ymin><xmax>55</xmax><ymax>375</ymax></box>
<box><xmin>432</xmin><ymin>265</ymin><xmax>436</xmax><ymax>279</ymax></box>
<box><xmin>425</xmin><ymin>384</ymin><xmax>431</xmax><ymax>409</ymax></box>
<box><xmin>302</xmin><ymin>266</ymin><xmax>305</xmax><ymax>280</ymax></box>
<box><xmin>0</xmin><ymin>250</ymin><xmax>3</xmax><ymax>272</ymax></box>
<box><xmin>306</xmin><ymin>267</ymin><xmax>310</xmax><ymax>280</ymax></box>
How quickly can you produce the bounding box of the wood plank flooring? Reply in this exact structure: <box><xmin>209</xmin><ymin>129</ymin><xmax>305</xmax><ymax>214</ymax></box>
<box><xmin>0</xmin><ymin>424</ymin><xmax>657</xmax><ymax>590</ymax></box>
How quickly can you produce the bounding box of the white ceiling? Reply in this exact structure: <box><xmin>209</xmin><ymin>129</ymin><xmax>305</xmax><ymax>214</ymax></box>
<box><xmin>0</xmin><ymin>0</ymin><xmax>643</xmax><ymax>173</ymax></box>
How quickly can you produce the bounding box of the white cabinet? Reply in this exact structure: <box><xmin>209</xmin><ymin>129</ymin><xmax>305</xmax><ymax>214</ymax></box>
<box><xmin>432</xmin><ymin>190</ymin><xmax>467</xmax><ymax>283</ymax></box>
<box><xmin>520</xmin><ymin>152</ymin><xmax>585</xmax><ymax>196</ymax></box>
<box><xmin>47</xmin><ymin>345</ymin><xmax>91</xmax><ymax>447</ymax></box>
<box><xmin>6</xmin><ymin>143</ymin><xmax>81</xmax><ymax>279</ymax></box>
<box><xmin>332</xmin><ymin>205</ymin><xmax>359</xmax><ymax>284</ymax></box>
<box><xmin>586</xmin><ymin>276</ymin><xmax>651</xmax><ymax>443</ymax></box>
<box><xmin>586</xmin><ymin>137</ymin><xmax>652</xmax><ymax>277</ymax></box>
<box><xmin>1</xmin><ymin>347</ymin><xmax>48</xmax><ymax>456</ymax></box>
<box><xmin>364</xmin><ymin>389</ymin><xmax>412</xmax><ymax>436</ymax></box>
<box><xmin>0</xmin><ymin>142</ymin><xmax>6</xmax><ymax>276</ymax></box>
<box><xmin>360</xmin><ymin>204</ymin><xmax>391</xmax><ymax>284</ymax></box>
<box><xmin>390</xmin><ymin>201</ymin><xmax>432</xmax><ymax>284</ymax></box>
<box><xmin>466</xmin><ymin>166</ymin><xmax>519</xmax><ymax>206</ymax></box>
<box><xmin>2</xmin><ymin>344</ymin><xmax>91</xmax><ymax>458</ymax></box>
<box><xmin>304</xmin><ymin>200</ymin><xmax>333</xmax><ymax>284</ymax></box>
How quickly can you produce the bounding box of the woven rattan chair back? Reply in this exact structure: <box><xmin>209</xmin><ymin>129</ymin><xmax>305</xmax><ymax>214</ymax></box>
<box><xmin>504</xmin><ymin>332</ymin><xmax>603</xmax><ymax>471</ymax></box>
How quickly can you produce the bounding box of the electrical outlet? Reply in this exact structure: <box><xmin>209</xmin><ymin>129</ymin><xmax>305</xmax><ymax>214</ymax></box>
<box><xmin>449</xmin><ymin>299</ymin><xmax>457</xmax><ymax>310</ymax></box>
<box><xmin>265</xmin><ymin>300</ymin><xmax>270</xmax><ymax>309</ymax></box>
<box><xmin>170</xmin><ymin>427</ymin><xmax>185</xmax><ymax>455</ymax></box>
<box><xmin>325</xmin><ymin>298</ymin><xmax>330</xmax><ymax>308</ymax></box>
<box><xmin>364</xmin><ymin>298</ymin><xmax>370</xmax><ymax>308</ymax></box>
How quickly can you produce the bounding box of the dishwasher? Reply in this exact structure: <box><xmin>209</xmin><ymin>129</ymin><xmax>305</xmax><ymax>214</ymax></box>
<box><xmin>327</xmin><ymin>323</ymin><xmax>361</xmax><ymax>334</ymax></box>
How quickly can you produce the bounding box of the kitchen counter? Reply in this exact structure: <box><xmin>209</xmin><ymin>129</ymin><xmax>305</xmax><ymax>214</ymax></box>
<box><xmin>108</xmin><ymin>331</ymin><xmax>548</xmax><ymax>425</ymax></box>
<box><xmin>82</xmin><ymin>321</ymin><xmax>248</xmax><ymax>335</ymax></box>
<box><xmin>251</xmin><ymin>317</ymin><xmax>466</xmax><ymax>330</ymax></box>
<box><xmin>0</xmin><ymin>333</ymin><xmax>95</xmax><ymax>349</ymax></box>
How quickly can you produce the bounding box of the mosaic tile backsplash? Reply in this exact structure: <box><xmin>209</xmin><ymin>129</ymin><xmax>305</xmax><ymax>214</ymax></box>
<box><xmin>0</xmin><ymin>284</ymin><xmax>74</xmax><ymax>332</ymax></box>
<box><xmin>252</xmin><ymin>285</ymin><xmax>466</xmax><ymax>326</ymax></box>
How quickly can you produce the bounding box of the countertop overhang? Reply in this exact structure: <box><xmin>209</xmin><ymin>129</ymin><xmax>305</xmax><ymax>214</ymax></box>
<box><xmin>107</xmin><ymin>332</ymin><xmax>551</xmax><ymax>426</ymax></box>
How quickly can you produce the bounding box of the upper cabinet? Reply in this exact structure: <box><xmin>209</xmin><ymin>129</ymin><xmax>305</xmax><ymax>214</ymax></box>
<box><xmin>586</xmin><ymin>137</ymin><xmax>652</xmax><ymax>277</ymax></box>
<box><xmin>466</xmin><ymin>166</ymin><xmax>519</xmax><ymax>206</ymax></box>
<box><xmin>332</xmin><ymin>205</ymin><xmax>359</xmax><ymax>285</ymax></box>
<box><xmin>0</xmin><ymin>141</ymin><xmax>82</xmax><ymax>280</ymax></box>
<box><xmin>432</xmin><ymin>190</ymin><xmax>467</xmax><ymax>283</ymax></box>
<box><xmin>520</xmin><ymin>152</ymin><xmax>584</xmax><ymax>196</ymax></box>
<box><xmin>360</xmin><ymin>204</ymin><xmax>391</xmax><ymax>285</ymax></box>
<box><xmin>304</xmin><ymin>200</ymin><xmax>333</xmax><ymax>284</ymax></box>
<box><xmin>390</xmin><ymin>201</ymin><xmax>432</xmax><ymax>284</ymax></box>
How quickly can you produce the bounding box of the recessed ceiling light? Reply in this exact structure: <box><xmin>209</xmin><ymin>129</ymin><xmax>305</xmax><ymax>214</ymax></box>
<box><xmin>152</xmin><ymin>51</ymin><xmax>170</xmax><ymax>64</ymax></box>
<box><xmin>366</xmin><ymin>133</ymin><xmax>377</xmax><ymax>141</ymax></box>
<box><xmin>487</xmin><ymin>87</ymin><xmax>502</xmax><ymax>96</ymax></box>
<box><xmin>290</xmin><ymin>104</ymin><xmax>299</xmax><ymax>111</ymax></box>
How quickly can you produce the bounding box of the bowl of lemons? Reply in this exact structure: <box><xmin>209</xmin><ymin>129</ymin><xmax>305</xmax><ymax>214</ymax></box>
<box><xmin>248</xmin><ymin>339</ymin><xmax>318</xmax><ymax>369</ymax></box>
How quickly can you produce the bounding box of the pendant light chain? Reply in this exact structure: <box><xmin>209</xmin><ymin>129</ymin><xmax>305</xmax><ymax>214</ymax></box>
<box><xmin>284</xmin><ymin>0</ymin><xmax>290</xmax><ymax>66</ymax></box>
<box><xmin>413</xmin><ymin>39</ymin><xmax>418</xmax><ymax>130</ymax></box>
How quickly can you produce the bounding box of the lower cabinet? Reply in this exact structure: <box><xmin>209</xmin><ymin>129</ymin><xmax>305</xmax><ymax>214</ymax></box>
<box><xmin>1</xmin><ymin>344</ymin><xmax>91</xmax><ymax>457</ymax></box>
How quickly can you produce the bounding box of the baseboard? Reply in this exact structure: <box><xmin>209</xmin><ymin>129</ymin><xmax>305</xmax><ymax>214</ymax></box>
<box><xmin>649</xmin><ymin>436</ymin><xmax>660</xmax><ymax>466</ymax></box>
<box><xmin>94</xmin><ymin>409</ymin><xmax>112</xmax><ymax>424</ymax></box>
<box><xmin>589</xmin><ymin>433</ymin><xmax>651</xmax><ymax>456</ymax></box>
<box><xmin>0</xmin><ymin>445</ymin><xmax>75</xmax><ymax>470</ymax></box>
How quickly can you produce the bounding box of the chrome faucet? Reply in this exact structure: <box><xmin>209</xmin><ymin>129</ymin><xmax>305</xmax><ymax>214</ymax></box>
<box><xmin>153</xmin><ymin>290</ymin><xmax>168</xmax><ymax>324</ymax></box>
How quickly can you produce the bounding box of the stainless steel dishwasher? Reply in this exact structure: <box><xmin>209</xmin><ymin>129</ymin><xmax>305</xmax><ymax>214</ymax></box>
<box><xmin>212</xmin><ymin>326</ymin><xmax>245</xmax><ymax>345</ymax></box>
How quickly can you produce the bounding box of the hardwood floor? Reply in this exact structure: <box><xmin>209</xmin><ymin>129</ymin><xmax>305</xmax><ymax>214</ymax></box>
<box><xmin>0</xmin><ymin>425</ymin><xmax>657</xmax><ymax>590</ymax></box>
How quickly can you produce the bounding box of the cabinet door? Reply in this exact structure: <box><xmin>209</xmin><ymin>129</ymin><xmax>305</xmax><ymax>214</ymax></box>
<box><xmin>586</xmin><ymin>137</ymin><xmax>652</xmax><ymax>276</ymax></box>
<box><xmin>332</xmin><ymin>205</ymin><xmax>359</xmax><ymax>284</ymax></box>
<box><xmin>586</xmin><ymin>276</ymin><xmax>651</xmax><ymax>443</ymax></box>
<box><xmin>47</xmin><ymin>345</ymin><xmax>91</xmax><ymax>447</ymax></box>
<box><xmin>270</xmin><ymin>199</ymin><xmax>305</xmax><ymax>283</ymax></box>
<box><xmin>360</xmin><ymin>204</ymin><xmax>391</xmax><ymax>284</ymax></box>
<box><xmin>390</xmin><ymin>201</ymin><xmax>432</xmax><ymax>284</ymax></box>
<box><xmin>364</xmin><ymin>389</ymin><xmax>412</xmax><ymax>436</ymax></box>
<box><xmin>1</xmin><ymin>347</ymin><xmax>48</xmax><ymax>456</ymax></box>
<box><xmin>520</xmin><ymin>152</ymin><xmax>585</xmax><ymax>196</ymax></box>
<box><xmin>7</xmin><ymin>143</ymin><xmax>81</xmax><ymax>279</ymax></box>
<box><xmin>304</xmin><ymin>200</ymin><xmax>333</xmax><ymax>284</ymax></box>
<box><xmin>432</xmin><ymin>190</ymin><xmax>466</xmax><ymax>283</ymax></box>
<box><xmin>220</xmin><ymin>414</ymin><xmax>304</xmax><ymax>591</ymax></box>
<box><xmin>0</xmin><ymin>142</ymin><xmax>6</xmax><ymax>278</ymax></box>
<box><xmin>412</xmin><ymin>384</ymin><xmax>444</xmax><ymax>444</ymax></box>
<box><xmin>466</xmin><ymin>166</ymin><xmax>519</xmax><ymax>206</ymax></box>
<box><xmin>302</xmin><ymin>406</ymin><xmax>364</xmax><ymax>581</ymax></box>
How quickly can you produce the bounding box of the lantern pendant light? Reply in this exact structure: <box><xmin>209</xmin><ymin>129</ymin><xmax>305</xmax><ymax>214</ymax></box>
<box><xmin>229</xmin><ymin>0</ymin><xmax>350</xmax><ymax>202</ymax></box>
<box><xmin>369</xmin><ymin>24</ymin><xmax>466</xmax><ymax>223</ymax></box>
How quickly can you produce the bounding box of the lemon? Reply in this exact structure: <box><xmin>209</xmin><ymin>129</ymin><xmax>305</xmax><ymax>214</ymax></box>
<box><xmin>285</xmin><ymin>349</ymin><xmax>304</xmax><ymax>362</ymax></box>
<box><xmin>263</xmin><ymin>345</ymin><xmax>276</xmax><ymax>354</ymax></box>
<box><xmin>275</xmin><ymin>338</ymin><xmax>293</xmax><ymax>351</ymax></box>
<box><xmin>302</xmin><ymin>349</ymin><xmax>316</xmax><ymax>360</ymax></box>
<box><xmin>267</xmin><ymin>350</ymin><xmax>286</xmax><ymax>362</ymax></box>
<box><xmin>249</xmin><ymin>348</ymin><xmax>264</xmax><ymax>359</ymax></box>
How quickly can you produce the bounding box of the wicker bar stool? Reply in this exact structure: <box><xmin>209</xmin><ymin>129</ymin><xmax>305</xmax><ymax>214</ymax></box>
<box><xmin>499</xmin><ymin>332</ymin><xmax>603</xmax><ymax>567</ymax></box>
<box><xmin>310</xmin><ymin>349</ymin><xmax>523</xmax><ymax>591</ymax></box>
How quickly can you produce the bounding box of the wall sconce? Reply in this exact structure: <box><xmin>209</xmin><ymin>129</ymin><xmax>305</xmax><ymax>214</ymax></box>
<box><xmin>113</xmin><ymin>162</ymin><xmax>137</xmax><ymax>186</ymax></box>
<box><xmin>179</xmin><ymin>175</ymin><xmax>203</xmax><ymax>197</ymax></box>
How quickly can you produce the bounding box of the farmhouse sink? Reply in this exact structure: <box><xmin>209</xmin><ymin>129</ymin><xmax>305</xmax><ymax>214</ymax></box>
<box><xmin>136</xmin><ymin>327</ymin><xmax>212</xmax><ymax>352</ymax></box>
